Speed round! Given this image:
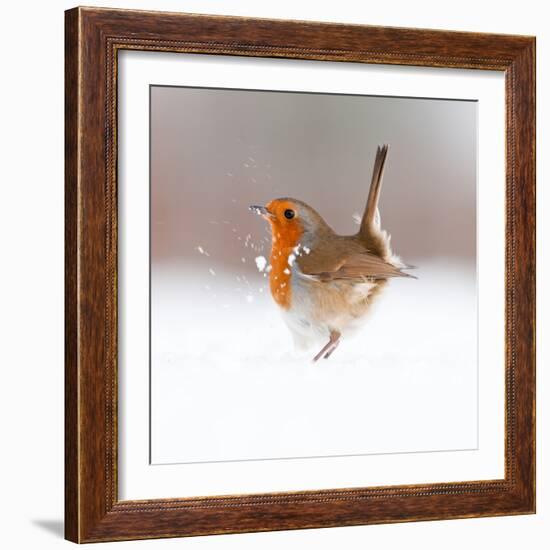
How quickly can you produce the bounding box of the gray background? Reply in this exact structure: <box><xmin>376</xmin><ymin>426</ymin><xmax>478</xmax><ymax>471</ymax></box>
<box><xmin>151</xmin><ymin>86</ymin><xmax>477</xmax><ymax>271</ymax></box>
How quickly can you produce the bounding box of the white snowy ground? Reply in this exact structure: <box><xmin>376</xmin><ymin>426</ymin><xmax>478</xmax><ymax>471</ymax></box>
<box><xmin>150</xmin><ymin>259</ymin><xmax>477</xmax><ymax>464</ymax></box>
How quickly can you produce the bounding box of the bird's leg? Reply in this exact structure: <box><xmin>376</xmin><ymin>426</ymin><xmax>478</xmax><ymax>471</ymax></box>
<box><xmin>324</xmin><ymin>339</ymin><xmax>340</xmax><ymax>360</ymax></box>
<box><xmin>313</xmin><ymin>330</ymin><xmax>341</xmax><ymax>363</ymax></box>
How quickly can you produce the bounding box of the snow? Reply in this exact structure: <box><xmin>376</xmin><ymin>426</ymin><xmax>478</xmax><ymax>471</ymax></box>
<box><xmin>249</xmin><ymin>206</ymin><xmax>264</xmax><ymax>217</ymax></box>
<box><xmin>151</xmin><ymin>260</ymin><xmax>477</xmax><ymax>464</ymax></box>
<box><xmin>254</xmin><ymin>256</ymin><xmax>267</xmax><ymax>272</ymax></box>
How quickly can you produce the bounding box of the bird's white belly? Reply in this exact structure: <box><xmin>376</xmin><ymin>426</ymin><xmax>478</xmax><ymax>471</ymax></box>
<box><xmin>280</xmin><ymin>270</ymin><xmax>378</xmax><ymax>350</ymax></box>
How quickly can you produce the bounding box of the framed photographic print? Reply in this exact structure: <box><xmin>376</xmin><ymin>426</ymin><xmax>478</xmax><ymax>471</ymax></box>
<box><xmin>65</xmin><ymin>6</ymin><xmax>536</xmax><ymax>543</ymax></box>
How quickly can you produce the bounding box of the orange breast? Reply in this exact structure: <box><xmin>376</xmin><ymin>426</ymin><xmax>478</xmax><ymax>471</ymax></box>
<box><xmin>269</xmin><ymin>224</ymin><xmax>303</xmax><ymax>310</ymax></box>
<box><xmin>269</xmin><ymin>248</ymin><xmax>293</xmax><ymax>309</ymax></box>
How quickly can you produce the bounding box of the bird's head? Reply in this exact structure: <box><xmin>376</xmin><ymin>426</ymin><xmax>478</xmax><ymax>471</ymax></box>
<box><xmin>249</xmin><ymin>198</ymin><xmax>329</xmax><ymax>250</ymax></box>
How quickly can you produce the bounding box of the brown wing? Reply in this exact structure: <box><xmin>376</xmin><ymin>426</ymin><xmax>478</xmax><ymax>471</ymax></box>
<box><xmin>299</xmin><ymin>251</ymin><xmax>413</xmax><ymax>282</ymax></box>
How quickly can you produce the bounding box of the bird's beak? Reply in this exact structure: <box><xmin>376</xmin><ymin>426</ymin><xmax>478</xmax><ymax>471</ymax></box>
<box><xmin>249</xmin><ymin>205</ymin><xmax>275</xmax><ymax>220</ymax></box>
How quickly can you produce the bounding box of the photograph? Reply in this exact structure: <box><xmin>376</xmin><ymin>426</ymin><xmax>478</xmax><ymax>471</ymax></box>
<box><xmin>0</xmin><ymin>0</ymin><xmax>542</xmax><ymax>546</ymax></box>
<box><xmin>150</xmin><ymin>85</ymin><xmax>478</xmax><ymax>465</ymax></box>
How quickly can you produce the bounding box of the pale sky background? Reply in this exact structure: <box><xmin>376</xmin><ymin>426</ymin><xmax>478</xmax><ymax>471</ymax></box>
<box><xmin>150</xmin><ymin>86</ymin><xmax>477</xmax><ymax>273</ymax></box>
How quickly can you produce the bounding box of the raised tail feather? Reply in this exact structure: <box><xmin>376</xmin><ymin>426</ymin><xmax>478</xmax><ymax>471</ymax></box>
<box><xmin>359</xmin><ymin>144</ymin><xmax>389</xmax><ymax>242</ymax></box>
<box><xmin>356</xmin><ymin>144</ymin><xmax>416</xmax><ymax>278</ymax></box>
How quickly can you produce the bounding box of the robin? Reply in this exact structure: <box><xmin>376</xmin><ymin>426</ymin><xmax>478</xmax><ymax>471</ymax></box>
<box><xmin>250</xmin><ymin>144</ymin><xmax>415</xmax><ymax>362</ymax></box>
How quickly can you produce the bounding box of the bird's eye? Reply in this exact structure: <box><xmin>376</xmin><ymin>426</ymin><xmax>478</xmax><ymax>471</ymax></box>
<box><xmin>284</xmin><ymin>209</ymin><xmax>295</xmax><ymax>220</ymax></box>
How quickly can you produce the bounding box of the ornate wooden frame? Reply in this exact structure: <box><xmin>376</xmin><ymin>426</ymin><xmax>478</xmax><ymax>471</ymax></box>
<box><xmin>65</xmin><ymin>6</ymin><xmax>536</xmax><ymax>543</ymax></box>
